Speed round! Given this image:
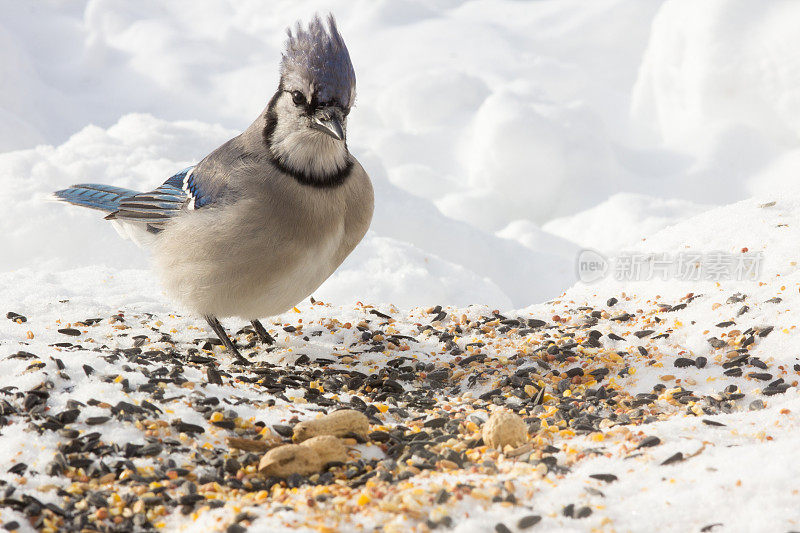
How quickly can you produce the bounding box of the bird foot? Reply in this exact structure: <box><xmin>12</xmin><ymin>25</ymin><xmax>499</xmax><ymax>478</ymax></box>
<box><xmin>205</xmin><ymin>316</ymin><xmax>250</xmax><ymax>365</ymax></box>
<box><xmin>251</xmin><ymin>320</ymin><xmax>276</xmax><ymax>345</ymax></box>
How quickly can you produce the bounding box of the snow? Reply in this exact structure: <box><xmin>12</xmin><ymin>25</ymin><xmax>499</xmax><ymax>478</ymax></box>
<box><xmin>2</xmin><ymin>200</ymin><xmax>800</xmax><ymax>531</ymax></box>
<box><xmin>542</xmin><ymin>193</ymin><xmax>712</xmax><ymax>253</ymax></box>
<box><xmin>4</xmin><ymin>0</ymin><xmax>799</xmax><ymax>304</ymax></box>
<box><xmin>3</xmin><ymin>0</ymin><xmax>800</xmax><ymax>531</ymax></box>
<box><xmin>5</xmin><ymin>0</ymin><xmax>800</xmax><ymax>302</ymax></box>
<box><xmin>632</xmin><ymin>0</ymin><xmax>800</xmax><ymax>155</ymax></box>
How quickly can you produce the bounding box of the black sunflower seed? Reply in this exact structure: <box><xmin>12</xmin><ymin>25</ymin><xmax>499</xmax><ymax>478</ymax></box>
<box><xmin>173</xmin><ymin>421</ymin><xmax>204</xmax><ymax>434</ymax></box>
<box><xmin>661</xmin><ymin>452</ymin><xmax>683</xmax><ymax>465</ymax></box>
<box><xmin>423</xmin><ymin>417</ymin><xmax>447</xmax><ymax>429</ymax></box>
<box><xmin>517</xmin><ymin>515</ymin><xmax>542</xmax><ymax>529</ymax></box>
<box><xmin>272</xmin><ymin>424</ymin><xmax>294</xmax><ymax>438</ymax></box>
<box><xmin>141</xmin><ymin>400</ymin><xmax>162</xmax><ymax>413</ymax></box>
<box><xmin>636</xmin><ymin>436</ymin><xmax>661</xmax><ymax>449</ymax></box>
<box><xmin>57</xmin><ymin>409</ymin><xmax>80</xmax><ymax>424</ymax></box>
<box><xmin>140</xmin><ymin>443</ymin><xmax>163</xmax><ymax>456</ymax></box>
<box><xmin>7</xmin><ymin>463</ymin><xmax>26</xmax><ymax>475</ymax></box>
<box><xmin>6</xmin><ymin>312</ymin><xmax>26</xmax><ymax>323</ymax></box>
<box><xmin>763</xmin><ymin>383</ymin><xmax>791</xmax><ymax>396</ymax></box>
<box><xmin>206</xmin><ymin>366</ymin><xmax>223</xmax><ymax>385</ymax></box>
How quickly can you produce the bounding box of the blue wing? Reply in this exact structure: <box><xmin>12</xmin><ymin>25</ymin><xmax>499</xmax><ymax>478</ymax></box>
<box><xmin>53</xmin><ymin>184</ymin><xmax>139</xmax><ymax>212</ymax></box>
<box><xmin>56</xmin><ymin>166</ymin><xmax>223</xmax><ymax>232</ymax></box>
<box><xmin>106</xmin><ymin>166</ymin><xmax>219</xmax><ymax>229</ymax></box>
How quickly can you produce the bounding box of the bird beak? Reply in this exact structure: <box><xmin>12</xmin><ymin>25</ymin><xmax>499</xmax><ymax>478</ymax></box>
<box><xmin>311</xmin><ymin>108</ymin><xmax>345</xmax><ymax>141</ymax></box>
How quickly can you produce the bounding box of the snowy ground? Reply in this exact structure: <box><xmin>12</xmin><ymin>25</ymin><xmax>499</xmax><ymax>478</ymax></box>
<box><xmin>1</xmin><ymin>198</ymin><xmax>799</xmax><ymax>533</ymax></box>
<box><xmin>3</xmin><ymin>0</ymin><xmax>800</xmax><ymax>532</ymax></box>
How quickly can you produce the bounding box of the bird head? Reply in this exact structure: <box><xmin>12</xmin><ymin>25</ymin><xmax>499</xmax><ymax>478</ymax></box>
<box><xmin>264</xmin><ymin>14</ymin><xmax>356</xmax><ymax>186</ymax></box>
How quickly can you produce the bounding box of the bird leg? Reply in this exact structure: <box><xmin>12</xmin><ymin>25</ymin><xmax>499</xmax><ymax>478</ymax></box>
<box><xmin>250</xmin><ymin>320</ymin><xmax>276</xmax><ymax>345</ymax></box>
<box><xmin>205</xmin><ymin>316</ymin><xmax>249</xmax><ymax>365</ymax></box>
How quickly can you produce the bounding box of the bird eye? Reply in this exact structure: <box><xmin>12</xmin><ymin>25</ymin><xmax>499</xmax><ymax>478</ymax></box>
<box><xmin>290</xmin><ymin>91</ymin><xmax>305</xmax><ymax>106</ymax></box>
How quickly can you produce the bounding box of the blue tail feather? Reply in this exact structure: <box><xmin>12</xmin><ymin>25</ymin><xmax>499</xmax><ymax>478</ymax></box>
<box><xmin>54</xmin><ymin>184</ymin><xmax>140</xmax><ymax>213</ymax></box>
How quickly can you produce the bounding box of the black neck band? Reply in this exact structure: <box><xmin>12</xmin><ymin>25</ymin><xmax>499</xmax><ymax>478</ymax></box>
<box><xmin>262</xmin><ymin>89</ymin><xmax>353</xmax><ymax>189</ymax></box>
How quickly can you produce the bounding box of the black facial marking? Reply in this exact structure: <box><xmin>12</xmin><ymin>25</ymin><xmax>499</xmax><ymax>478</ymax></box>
<box><xmin>280</xmin><ymin>88</ymin><xmax>348</xmax><ymax>116</ymax></box>
<box><xmin>262</xmin><ymin>88</ymin><xmax>353</xmax><ymax>189</ymax></box>
<box><xmin>261</xmin><ymin>89</ymin><xmax>282</xmax><ymax>149</ymax></box>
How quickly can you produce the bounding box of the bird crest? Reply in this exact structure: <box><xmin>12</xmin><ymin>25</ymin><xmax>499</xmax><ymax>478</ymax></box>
<box><xmin>281</xmin><ymin>14</ymin><xmax>356</xmax><ymax>109</ymax></box>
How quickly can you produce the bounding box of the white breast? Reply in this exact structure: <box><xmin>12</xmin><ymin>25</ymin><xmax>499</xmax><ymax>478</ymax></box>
<box><xmin>243</xmin><ymin>220</ymin><xmax>346</xmax><ymax>317</ymax></box>
<box><xmin>151</xmin><ymin>192</ymin><xmax>353</xmax><ymax>320</ymax></box>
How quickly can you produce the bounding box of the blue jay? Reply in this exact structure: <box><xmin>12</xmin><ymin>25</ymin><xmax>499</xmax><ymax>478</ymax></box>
<box><xmin>54</xmin><ymin>15</ymin><xmax>374</xmax><ymax>364</ymax></box>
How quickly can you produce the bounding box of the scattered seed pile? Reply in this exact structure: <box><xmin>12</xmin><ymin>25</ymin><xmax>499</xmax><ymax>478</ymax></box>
<box><xmin>1</xmin><ymin>287</ymin><xmax>799</xmax><ymax>532</ymax></box>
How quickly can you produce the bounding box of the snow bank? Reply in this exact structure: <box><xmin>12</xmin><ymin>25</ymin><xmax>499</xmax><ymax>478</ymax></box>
<box><xmin>0</xmin><ymin>114</ymin><xmax>572</xmax><ymax>308</ymax></box>
<box><xmin>4</xmin><ymin>0</ymin><xmax>800</xmax><ymax>309</ymax></box>
<box><xmin>0</xmin><ymin>114</ymin><xmax>234</xmax><ymax>272</ymax></box>
<box><xmin>559</xmin><ymin>195</ymin><xmax>800</xmax><ymax>308</ymax></box>
<box><xmin>630</xmin><ymin>0</ymin><xmax>800</xmax><ymax>207</ymax></box>
<box><xmin>632</xmin><ymin>0</ymin><xmax>800</xmax><ymax>155</ymax></box>
<box><xmin>1</xmin><ymin>0</ymin><xmax>664</xmax><ymax>238</ymax></box>
<box><xmin>542</xmin><ymin>193</ymin><xmax>712</xmax><ymax>253</ymax></box>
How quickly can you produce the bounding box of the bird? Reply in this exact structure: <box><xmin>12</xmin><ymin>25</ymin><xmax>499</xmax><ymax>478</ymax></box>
<box><xmin>53</xmin><ymin>14</ymin><xmax>374</xmax><ymax>365</ymax></box>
